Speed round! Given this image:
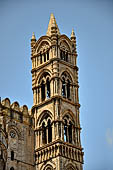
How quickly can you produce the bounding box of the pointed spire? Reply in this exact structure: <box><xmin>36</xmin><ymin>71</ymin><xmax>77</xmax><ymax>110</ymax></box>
<box><xmin>46</xmin><ymin>13</ymin><xmax>60</xmax><ymax>36</ymax></box>
<box><xmin>31</xmin><ymin>32</ymin><xmax>36</xmax><ymax>40</ymax></box>
<box><xmin>71</xmin><ymin>28</ymin><xmax>75</xmax><ymax>39</ymax></box>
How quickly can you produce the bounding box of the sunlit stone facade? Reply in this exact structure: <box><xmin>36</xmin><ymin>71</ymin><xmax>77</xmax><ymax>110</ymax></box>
<box><xmin>31</xmin><ymin>14</ymin><xmax>84</xmax><ymax>170</ymax></box>
<box><xmin>0</xmin><ymin>14</ymin><xmax>84</xmax><ymax>170</ymax></box>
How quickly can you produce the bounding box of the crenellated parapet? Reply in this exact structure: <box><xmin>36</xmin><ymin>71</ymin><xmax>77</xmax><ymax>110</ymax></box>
<box><xmin>0</xmin><ymin>98</ymin><xmax>34</xmax><ymax>126</ymax></box>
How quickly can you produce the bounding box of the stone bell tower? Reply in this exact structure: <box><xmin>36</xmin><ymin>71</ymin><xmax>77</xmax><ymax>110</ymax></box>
<box><xmin>31</xmin><ymin>14</ymin><xmax>84</xmax><ymax>170</ymax></box>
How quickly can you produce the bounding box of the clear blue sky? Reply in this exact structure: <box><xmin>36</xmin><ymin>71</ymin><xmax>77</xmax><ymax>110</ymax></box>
<box><xmin>0</xmin><ymin>0</ymin><xmax>113</xmax><ymax>169</ymax></box>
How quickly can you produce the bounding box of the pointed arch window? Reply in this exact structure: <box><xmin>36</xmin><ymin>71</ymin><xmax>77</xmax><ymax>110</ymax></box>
<box><xmin>41</xmin><ymin>80</ymin><xmax>45</xmax><ymax>101</ymax></box>
<box><xmin>48</xmin><ymin>119</ymin><xmax>52</xmax><ymax>143</ymax></box>
<box><xmin>47</xmin><ymin>78</ymin><xmax>50</xmax><ymax>98</ymax></box>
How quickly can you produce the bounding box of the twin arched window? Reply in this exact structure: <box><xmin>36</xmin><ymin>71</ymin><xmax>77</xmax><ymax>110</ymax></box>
<box><xmin>40</xmin><ymin>74</ymin><xmax>51</xmax><ymax>102</ymax></box>
<box><xmin>61</xmin><ymin>72</ymin><xmax>71</xmax><ymax>100</ymax></box>
<box><xmin>64</xmin><ymin>115</ymin><xmax>74</xmax><ymax>144</ymax></box>
<box><xmin>41</xmin><ymin>114</ymin><xmax>52</xmax><ymax>145</ymax></box>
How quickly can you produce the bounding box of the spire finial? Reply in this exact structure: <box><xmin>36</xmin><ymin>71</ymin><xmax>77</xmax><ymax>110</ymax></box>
<box><xmin>31</xmin><ymin>32</ymin><xmax>36</xmax><ymax>40</ymax></box>
<box><xmin>46</xmin><ymin>13</ymin><xmax>60</xmax><ymax>36</ymax></box>
<box><xmin>71</xmin><ymin>28</ymin><xmax>75</xmax><ymax>38</ymax></box>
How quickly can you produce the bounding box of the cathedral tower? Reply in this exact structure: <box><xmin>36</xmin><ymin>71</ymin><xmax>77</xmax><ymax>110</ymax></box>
<box><xmin>31</xmin><ymin>14</ymin><xmax>84</xmax><ymax>170</ymax></box>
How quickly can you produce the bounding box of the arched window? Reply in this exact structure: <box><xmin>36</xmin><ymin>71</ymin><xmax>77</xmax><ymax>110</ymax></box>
<box><xmin>42</xmin><ymin>122</ymin><xmax>47</xmax><ymax>144</ymax></box>
<box><xmin>48</xmin><ymin>119</ymin><xmax>52</xmax><ymax>143</ymax></box>
<box><xmin>41</xmin><ymin>80</ymin><xmax>45</xmax><ymax>101</ymax></box>
<box><xmin>46</xmin><ymin>78</ymin><xmax>50</xmax><ymax>98</ymax></box>
<box><xmin>67</xmin><ymin>79</ymin><xmax>70</xmax><ymax>99</ymax></box>
<box><xmin>61</xmin><ymin>72</ymin><xmax>72</xmax><ymax>100</ymax></box>
<box><xmin>62</xmin><ymin>78</ymin><xmax>66</xmax><ymax>97</ymax></box>
<box><xmin>64</xmin><ymin>119</ymin><xmax>68</xmax><ymax>142</ymax></box>
<box><xmin>63</xmin><ymin>114</ymin><xmax>75</xmax><ymax>144</ymax></box>
<box><xmin>39</xmin><ymin>72</ymin><xmax>51</xmax><ymax>102</ymax></box>
<box><xmin>68</xmin><ymin>121</ymin><xmax>72</xmax><ymax>143</ymax></box>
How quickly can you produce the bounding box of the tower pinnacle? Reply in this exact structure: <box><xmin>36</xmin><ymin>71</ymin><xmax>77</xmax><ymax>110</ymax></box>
<box><xmin>71</xmin><ymin>28</ymin><xmax>75</xmax><ymax>38</ymax></box>
<box><xmin>31</xmin><ymin>32</ymin><xmax>36</xmax><ymax>40</ymax></box>
<box><xmin>46</xmin><ymin>13</ymin><xmax>60</xmax><ymax>36</ymax></box>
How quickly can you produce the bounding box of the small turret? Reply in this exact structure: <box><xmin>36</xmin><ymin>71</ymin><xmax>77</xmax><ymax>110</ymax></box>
<box><xmin>71</xmin><ymin>28</ymin><xmax>76</xmax><ymax>53</ymax></box>
<box><xmin>31</xmin><ymin>32</ymin><xmax>36</xmax><ymax>54</ymax></box>
<box><xmin>31</xmin><ymin>32</ymin><xmax>36</xmax><ymax>41</ymax></box>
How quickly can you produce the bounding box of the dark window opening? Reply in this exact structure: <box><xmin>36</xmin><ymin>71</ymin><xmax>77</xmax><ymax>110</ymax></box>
<box><xmin>47</xmin><ymin>79</ymin><xmax>50</xmax><ymax>98</ymax></box>
<box><xmin>10</xmin><ymin>112</ymin><xmax>14</xmax><ymax>119</ymax></box>
<box><xmin>0</xmin><ymin>149</ymin><xmax>3</xmax><ymax>159</ymax></box>
<box><xmin>42</xmin><ymin>122</ymin><xmax>47</xmax><ymax>144</ymax></box>
<box><xmin>66</xmin><ymin>52</ymin><xmax>68</xmax><ymax>62</ymax></box>
<box><xmin>19</xmin><ymin>114</ymin><xmax>23</xmax><ymax>122</ymax></box>
<box><xmin>11</xmin><ymin>151</ymin><xmax>14</xmax><ymax>161</ymax></box>
<box><xmin>60</xmin><ymin>50</ymin><xmax>63</xmax><ymax>60</ymax></box>
<box><xmin>68</xmin><ymin>122</ymin><xmax>72</xmax><ymax>143</ymax></box>
<box><xmin>40</xmin><ymin>54</ymin><xmax>42</xmax><ymax>64</ymax></box>
<box><xmin>62</xmin><ymin>78</ymin><xmax>66</xmax><ymax>97</ymax></box>
<box><xmin>64</xmin><ymin>120</ymin><xmax>68</xmax><ymax>142</ymax></box>
<box><xmin>44</xmin><ymin>53</ymin><xmax>46</xmax><ymax>62</ymax></box>
<box><xmin>47</xmin><ymin>51</ymin><xmax>49</xmax><ymax>60</ymax></box>
<box><xmin>67</xmin><ymin>80</ymin><xmax>70</xmax><ymax>99</ymax></box>
<box><xmin>48</xmin><ymin>120</ymin><xmax>52</xmax><ymax>143</ymax></box>
<box><xmin>41</xmin><ymin>81</ymin><xmax>45</xmax><ymax>101</ymax></box>
<box><xmin>62</xmin><ymin>51</ymin><xmax>65</xmax><ymax>60</ymax></box>
<box><xmin>10</xmin><ymin>167</ymin><xmax>14</xmax><ymax>170</ymax></box>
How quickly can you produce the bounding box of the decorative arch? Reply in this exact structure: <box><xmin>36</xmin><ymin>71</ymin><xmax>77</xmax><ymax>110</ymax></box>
<box><xmin>59</xmin><ymin>34</ymin><xmax>72</xmax><ymax>52</ymax></box>
<box><xmin>37</xmin><ymin>110</ymin><xmax>53</xmax><ymax>126</ymax></box>
<box><xmin>35</xmin><ymin>36</ymin><xmax>51</xmax><ymax>53</ymax></box>
<box><xmin>63</xmin><ymin>161</ymin><xmax>78</xmax><ymax>170</ymax></box>
<box><xmin>40</xmin><ymin>161</ymin><xmax>56</xmax><ymax>170</ymax></box>
<box><xmin>35</xmin><ymin>69</ymin><xmax>52</xmax><ymax>85</ymax></box>
<box><xmin>60</xmin><ymin>69</ymin><xmax>74</xmax><ymax>83</ymax></box>
<box><xmin>60</xmin><ymin>71</ymin><xmax>74</xmax><ymax>100</ymax></box>
<box><xmin>35</xmin><ymin>70</ymin><xmax>52</xmax><ymax>102</ymax></box>
<box><xmin>8</xmin><ymin>124</ymin><xmax>21</xmax><ymax>140</ymax></box>
<box><xmin>62</xmin><ymin>109</ymin><xmax>76</xmax><ymax>124</ymax></box>
<box><xmin>37</xmin><ymin>110</ymin><xmax>53</xmax><ymax>145</ymax></box>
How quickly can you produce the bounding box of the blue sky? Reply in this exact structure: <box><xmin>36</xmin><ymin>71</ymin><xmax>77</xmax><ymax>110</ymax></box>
<box><xmin>0</xmin><ymin>0</ymin><xmax>113</xmax><ymax>169</ymax></box>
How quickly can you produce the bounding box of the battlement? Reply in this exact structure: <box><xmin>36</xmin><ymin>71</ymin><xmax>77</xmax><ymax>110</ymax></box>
<box><xmin>0</xmin><ymin>98</ymin><xmax>34</xmax><ymax>126</ymax></box>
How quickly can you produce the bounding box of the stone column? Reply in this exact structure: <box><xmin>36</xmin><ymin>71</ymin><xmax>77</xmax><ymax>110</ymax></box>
<box><xmin>52</xmin><ymin>123</ymin><xmax>55</xmax><ymax>141</ymax></box>
<box><xmin>46</xmin><ymin>127</ymin><xmax>48</xmax><ymax>144</ymax></box>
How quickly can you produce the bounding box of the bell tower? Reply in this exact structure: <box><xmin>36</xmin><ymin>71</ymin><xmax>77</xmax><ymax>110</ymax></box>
<box><xmin>31</xmin><ymin>14</ymin><xmax>84</xmax><ymax>170</ymax></box>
